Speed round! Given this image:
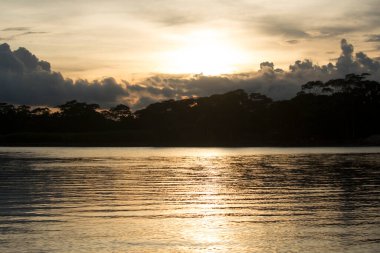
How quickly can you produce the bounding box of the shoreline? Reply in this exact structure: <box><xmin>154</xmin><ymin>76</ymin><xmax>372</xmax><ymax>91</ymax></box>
<box><xmin>1</xmin><ymin>142</ymin><xmax>378</xmax><ymax>148</ymax></box>
<box><xmin>1</xmin><ymin>131</ymin><xmax>379</xmax><ymax>148</ymax></box>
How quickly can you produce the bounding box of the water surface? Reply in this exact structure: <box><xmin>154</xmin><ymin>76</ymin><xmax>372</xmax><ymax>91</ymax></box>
<box><xmin>0</xmin><ymin>147</ymin><xmax>379</xmax><ymax>252</ymax></box>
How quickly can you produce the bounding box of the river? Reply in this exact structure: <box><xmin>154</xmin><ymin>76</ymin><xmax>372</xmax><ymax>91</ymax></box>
<box><xmin>0</xmin><ymin>147</ymin><xmax>379</xmax><ymax>252</ymax></box>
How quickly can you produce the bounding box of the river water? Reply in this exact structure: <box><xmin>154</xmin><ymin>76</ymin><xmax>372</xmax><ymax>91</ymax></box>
<box><xmin>0</xmin><ymin>147</ymin><xmax>379</xmax><ymax>252</ymax></box>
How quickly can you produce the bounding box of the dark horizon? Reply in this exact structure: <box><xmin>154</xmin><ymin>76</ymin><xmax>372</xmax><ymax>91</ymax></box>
<box><xmin>1</xmin><ymin>73</ymin><xmax>379</xmax><ymax>147</ymax></box>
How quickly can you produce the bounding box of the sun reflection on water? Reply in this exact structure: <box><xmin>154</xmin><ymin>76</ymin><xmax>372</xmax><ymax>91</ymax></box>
<box><xmin>1</xmin><ymin>147</ymin><xmax>380</xmax><ymax>252</ymax></box>
<box><xmin>180</xmin><ymin>153</ymin><xmax>231</xmax><ymax>252</ymax></box>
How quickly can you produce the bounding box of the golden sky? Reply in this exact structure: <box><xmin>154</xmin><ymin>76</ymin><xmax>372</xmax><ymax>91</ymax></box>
<box><xmin>0</xmin><ymin>0</ymin><xmax>379</xmax><ymax>81</ymax></box>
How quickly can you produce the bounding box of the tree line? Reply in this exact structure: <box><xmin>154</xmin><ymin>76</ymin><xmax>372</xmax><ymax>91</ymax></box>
<box><xmin>0</xmin><ymin>73</ymin><xmax>379</xmax><ymax>146</ymax></box>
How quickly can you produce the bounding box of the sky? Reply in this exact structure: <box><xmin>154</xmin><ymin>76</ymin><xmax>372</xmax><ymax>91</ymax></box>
<box><xmin>0</xmin><ymin>0</ymin><xmax>380</xmax><ymax>108</ymax></box>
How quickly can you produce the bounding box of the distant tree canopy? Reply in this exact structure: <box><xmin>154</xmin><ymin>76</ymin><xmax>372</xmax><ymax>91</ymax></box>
<box><xmin>0</xmin><ymin>74</ymin><xmax>379</xmax><ymax>145</ymax></box>
<box><xmin>299</xmin><ymin>73</ymin><xmax>380</xmax><ymax>98</ymax></box>
<box><xmin>104</xmin><ymin>104</ymin><xmax>133</xmax><ymax>122</ymax></box>
<box><xmin>58</xmin><ymin>100</ymin><xmax>100</xmax><ymax>118</ymax></box>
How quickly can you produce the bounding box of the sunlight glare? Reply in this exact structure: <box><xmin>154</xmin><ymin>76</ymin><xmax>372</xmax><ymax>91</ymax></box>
<box><xmin>161</xmin><ymin>30</ymin><xmax>246</xmax><ymax>75</ymax></box>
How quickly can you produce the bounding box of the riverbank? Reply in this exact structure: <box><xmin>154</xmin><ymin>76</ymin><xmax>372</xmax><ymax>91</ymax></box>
<box><xmin>1</xmin><ymin>132</ymin><xmax>379</xmax><ymax>147</ymax></box>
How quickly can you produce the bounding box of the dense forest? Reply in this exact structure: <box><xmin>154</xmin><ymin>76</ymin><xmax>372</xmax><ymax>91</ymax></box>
<box><xmin>0</xmin><ymin>73</ymin><xmax>379</xmax><ymax>146</ymax></box>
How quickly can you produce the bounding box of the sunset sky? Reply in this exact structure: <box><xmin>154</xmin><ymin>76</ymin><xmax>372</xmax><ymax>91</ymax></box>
<box><xmin>0</xmin><ymin>0</ymin><xmax>380</xmax><ymax>108</ymax></box>
<box><xmin>1</xmin><ymin>0</ymin><xmax>379</xmax><ymax>79</ymax></box>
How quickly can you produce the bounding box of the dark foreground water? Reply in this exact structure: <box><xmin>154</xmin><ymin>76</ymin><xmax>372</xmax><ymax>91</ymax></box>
<box><xmin>0</xmin><ymin>147</ymin><xmax>379</xmax><ymax>253</ymax></box>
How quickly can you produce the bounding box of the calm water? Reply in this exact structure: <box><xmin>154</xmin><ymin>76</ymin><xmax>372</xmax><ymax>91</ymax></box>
<box><xmin>0</xmin><ymin>147</ymin><xmax>380</xmax><ymax>253</ymax></box>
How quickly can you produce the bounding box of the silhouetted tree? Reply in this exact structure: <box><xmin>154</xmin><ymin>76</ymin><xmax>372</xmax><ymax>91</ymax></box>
<box><xmin>56</xmin><ymin>100</ymin><xmax>105</xmax><ymax>131</ymax></box>
<box><xmin>108</xmin><ymin>104</ymin><xmax>133</xmax><ymax>121</ymax></box>
<box><xmin>58</xmin><ymin>100</ymin><xmax>99</xmax><ymax>118</ymax></box>
<box><xmin>0</xmin><ymin>73</ymin><xmax>379</xmax><ymax>145</ymax></box>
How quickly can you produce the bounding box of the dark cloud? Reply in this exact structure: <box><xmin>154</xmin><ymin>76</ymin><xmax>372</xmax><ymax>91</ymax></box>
<box><xmin>314</xmin><ymin>26</ymin><xmax>358</xmax><ymax>38</ymax></box>
<box><xmin>286</xmin><ymin>40</ymin><xmax>299</xmax><ymax>44</ymax></box>
<box><xmin>258</xmin><ymin>19</ymin><xmax>310</xmax><ymax>38</ymax></box>
<box><xmin>254</xmin><ymin>16</ymin><xmax>360</xmax><ymax>40</ymax></box>
<box><xmin>19</xmin><ymin>31</ymin><xmax>48</xmax><ymax>36</ymax></box>
<box><xmin>260</xmin><ymin>62</ymin><xmax>274</xmax><ymax>69</ymax></box>
<box><xmin>0</xmin><ymin>43</ymin><xmax>24</xmax><ymax>73</ymax></box>
<box><xmin>341</xmin><ymin>39</ymin><xmax>354</xmax><ymax>55</ymax></box>
<box><xmin>0</xmin><ymin>43</ymin><xmax>128</xmax><ymax>107</ymax></box>
<box><xmin>0</xmin><ymin>30</ymin><xmax>48</xmax><ymax>41</ymax></box>
<box><xmin>13</xmin><ymin>47</ymin><xmax>51</xmax><ymax>71</ymax></box>
<box><xmin>1</xmin><ymin>27</ymin><xmax>30</xmax><ymax>31</ymax></box>
<box><xmin>366</xmin><ymin>34</ymin><xmax>380</xmax><ymax>42</ymax></box>
<box><xmin>157</xmin><ymin>15</ymin><xmax>200</xmax><ymax>26</ymax></box>
<box><xmin>356</xmin><ymin>51</ymin><xmax>380</xmax><ymax>72</ymax></box>
<box><xmin>1</xmin><ymin>39</ymin><xmax>379</xmax><ymax>110</ymax></box>
<box><xmin>336</xmin><ymin>39</ymin><xmax>360</xmax><ymax>75</ymax></box>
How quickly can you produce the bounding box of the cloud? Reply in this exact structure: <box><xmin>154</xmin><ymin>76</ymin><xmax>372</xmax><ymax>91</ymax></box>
<box><xmin>253</xmin><ymin>19</ymin><xmax>357</xmax><ymax>40</ymax></box>
<box><xmin>19</xmin><ymin>31</ymin><xmax>48</xmax><ymax>36</ymax></box>
<box><xmin>335</xmin><ymin>39</ymin><xmax>358</xmax><ymax>74</ymax></box>
<box><xmin>260</xmin><ymin>62</ymin><xmax>274</xmax><ymax>69</ymax></box>
<box><xmin>0</xmin><ymin>43</ymin><xmax>128</xmax><ymax>106</ymax></box>
<box><xmin>366</xmin><ymin>34</ymin><xmax>380</xmax><ymax>42</ymax></box>
<box><xmin>257</xmin><ymin>18</ymin><xmax>310</xmax><ymax>38</ymax></box>
<box><xmin>13</xmin><ymin>47</ymin><xmax>51</xmax><ymax>71</ymax></box>
<box><xmin>0</xmin><ymin>27</ymin><xmax>48</xmax><ymax>41</ymax></box>
<box><xmin>126</xmin><ymin>39</ymin><xmax>380</xmax><ymax>109</ymax></box>
<box><xmin>156</xmin><ymin>15</ymin><xmax>201</xmax><ymax>27</ymax></box>
<box><xmin>1</xmin><ymin>27</ymin><xmax>30</xmax><ymax>31</ymax></box>
<box><xmin>286</xmin><ymin>40</ymin><xmax>299</xmax><ymax>44</ymax></box>
<box><xmin>313</xmin><ymin>26</ymin><xmax>358</xmax><ymax>38</ymax></box>
<box><xmin>0</xmin><ymin>39</ymin><xmax>379</xmax><ymax>110</ymax></box>
<box><xmin>356</xmin><ymin>51</ymin><xmax>380</xmax><ymax>72</ymax></box>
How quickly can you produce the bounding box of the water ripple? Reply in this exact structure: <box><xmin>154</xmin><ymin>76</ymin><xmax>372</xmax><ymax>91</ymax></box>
<box><xmin>0</xmin><ymin>147</ymin><xmax>379</xmax><ymax>252</ymax></box>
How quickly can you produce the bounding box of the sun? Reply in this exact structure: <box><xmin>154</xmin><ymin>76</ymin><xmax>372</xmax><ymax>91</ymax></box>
<box><xmin>160</xmin><ymin>30</ymin><xmax>246</xmax><ymax>75</ymax></box>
